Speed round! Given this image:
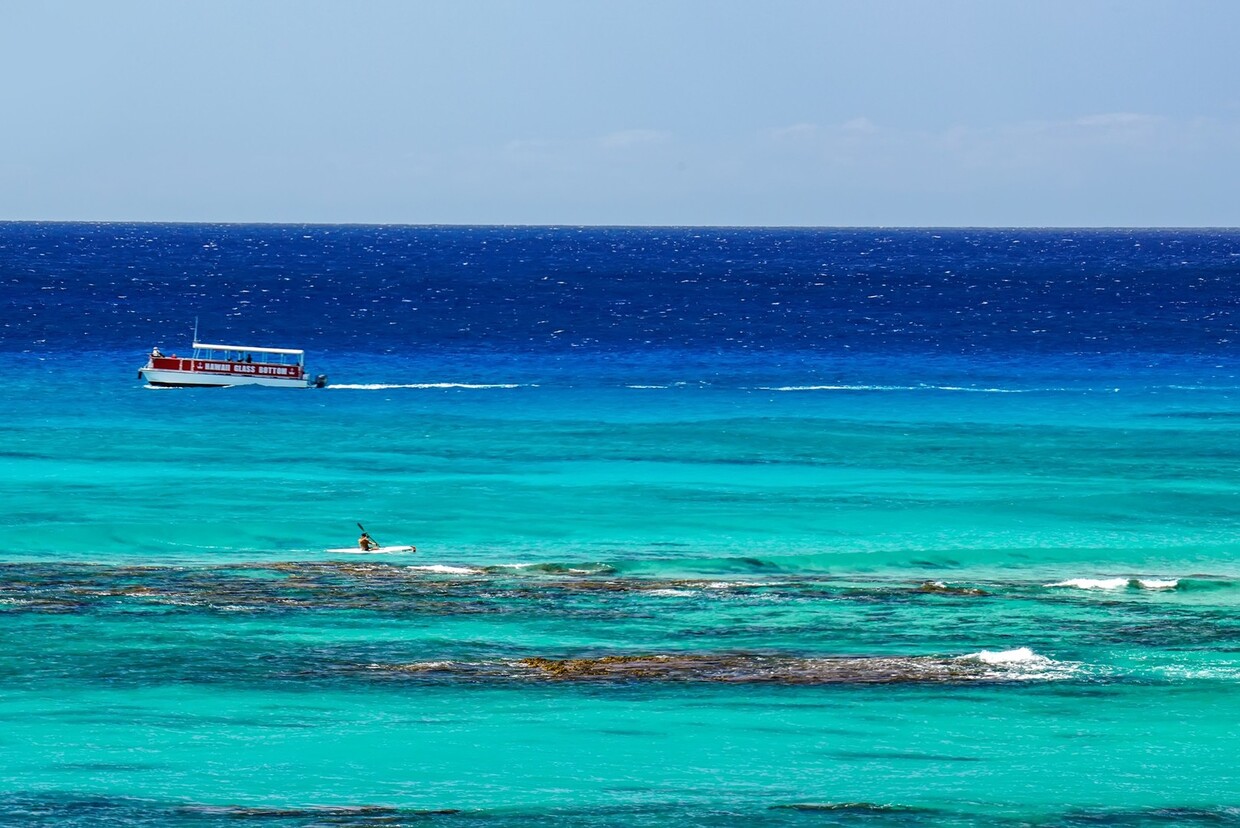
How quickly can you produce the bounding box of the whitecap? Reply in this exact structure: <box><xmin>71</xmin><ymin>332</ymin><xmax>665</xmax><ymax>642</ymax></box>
<box><xmin>406</xmin><ymin>564</ymin><xmax>483</xmax><ymax>575</ymax></box>
<box><xmin>1045</xmin><ymin>577</ymin><xmax>1180</xmax><ymax>591</ymax></box>
<box><xmin>960</xmin><ymin>647</ymin><xmax>1050</xmax><ymax>666</ymax></box>
<box><xmin>382</xmin><ymin>660</ymin><xmax>456</xmax><ymax>670</ymax></box>
<box><xmin>955</xmin><ymin>647</ymin><xmax>1077</xmax><ymax>680</ymax></box>
<box><xmin>1045</xmin><ymin>577</ymin><xmax>1130</xmax><ymax>590</ymax></box>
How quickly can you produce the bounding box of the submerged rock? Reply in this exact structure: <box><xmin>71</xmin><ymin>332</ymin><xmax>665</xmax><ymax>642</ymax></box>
<box><xmin>493</xmin><ymin>653</ymin><xmax>1035</xmax><ymax>684</ymax></box>
<box><xmin>916</xmin><ymin>581</ymin><xmax>989</xmax><ymax>596</ymax></box>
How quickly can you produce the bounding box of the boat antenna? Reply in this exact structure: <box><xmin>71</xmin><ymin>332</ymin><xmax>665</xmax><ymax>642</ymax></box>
<box><xmin>193</xmin><ymin>316</ymin><xmax>199</xmax><ymax>344</ymax></box>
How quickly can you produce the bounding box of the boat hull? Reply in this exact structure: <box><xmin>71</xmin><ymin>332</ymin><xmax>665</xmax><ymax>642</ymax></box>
<box><xmin>324</xmin><ymin>546</ymin><xmax>417</xmax><ymax>555</ymax></box>
<box><xmin>141</xmin><ymin>367</ymin><xmax>310</xmax><ymax>388</ymax></box>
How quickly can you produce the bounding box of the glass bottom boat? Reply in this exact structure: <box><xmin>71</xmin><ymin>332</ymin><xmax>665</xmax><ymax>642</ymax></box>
<box><xmin>139</xmin><ymin>342</ymin><xmax>326</xmax><ymax>388</ymax></box>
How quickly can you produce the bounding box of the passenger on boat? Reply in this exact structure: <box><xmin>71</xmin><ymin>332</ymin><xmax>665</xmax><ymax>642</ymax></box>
<box><xmin>150</xmin><ymin>346</ymin><xmax>163</xmax><ymax>359</ymax></box>
<box><xmin>359</xmin><ymin>532</ymin><xmax>379</xmax><ymax>551</ymax></box>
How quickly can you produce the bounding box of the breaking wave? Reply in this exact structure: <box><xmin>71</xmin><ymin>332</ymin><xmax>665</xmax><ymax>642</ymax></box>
<box><xmin>406</xmin><ymin>564</ymin><xmax>485</xmax><ymax>575</ymax></box>
<box><xmin>1045</xmin><ymin>577</ymin><xmax>1180</xmax><ymax>591</ymax></box>
<box><xmin>954</xmin><ymin>647</ymin><xmax>1078</xmax><ymax>680</ymax></box>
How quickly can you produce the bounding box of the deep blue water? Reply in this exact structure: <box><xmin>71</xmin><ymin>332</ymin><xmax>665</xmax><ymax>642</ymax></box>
<box><xmin>1</xmin><ymin>224</ymin><xmax>1238</xmax><ymax>826</ymax></box>
<box><xmin>6</xmin><ymin>224</ymin><xmax>1238</xmax><ymax>358</ymax></box>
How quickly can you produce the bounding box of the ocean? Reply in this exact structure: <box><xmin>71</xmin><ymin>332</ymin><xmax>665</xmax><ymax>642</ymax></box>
<box><xmin>0</xmin><ymin>223</ymin><xmax>1237</xmax><ymax>826</ymax></box>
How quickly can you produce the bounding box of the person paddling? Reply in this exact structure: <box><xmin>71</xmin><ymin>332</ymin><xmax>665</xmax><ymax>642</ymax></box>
<box><xmin>358</xmin><ymin>531</ymin><xmax>379</xmax><ymax>551</ymax></box>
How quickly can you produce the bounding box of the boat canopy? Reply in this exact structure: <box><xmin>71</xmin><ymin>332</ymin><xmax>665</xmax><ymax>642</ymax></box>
<box><xmin>192</xmin><ymin>342</ymin><xmax>304</xmax><ymax>356</ymax></box>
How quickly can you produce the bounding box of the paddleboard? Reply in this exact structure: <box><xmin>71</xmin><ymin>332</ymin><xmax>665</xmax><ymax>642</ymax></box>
<box><xmin>325</xmin><ymin>545</ymin><xmax>417</xmax><ymax>555</ymax></box>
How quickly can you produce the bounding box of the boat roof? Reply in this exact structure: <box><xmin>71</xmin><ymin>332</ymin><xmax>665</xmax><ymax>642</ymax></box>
<box><xmin>193</xmin><ymin>342</ymin><xmax>304</xmax><ymax>356</ymax></box>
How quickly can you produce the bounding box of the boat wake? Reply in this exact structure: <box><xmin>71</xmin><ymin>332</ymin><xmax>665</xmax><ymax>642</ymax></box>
<box><xmin>327</xmin><ymin>382</ymin><xmax>532</xmax><ymax>390</ymax></box>
<box><xmin>759</xmin><ymin>384</ymin><xmax>1034</xmax><ymax>393</ymax></box>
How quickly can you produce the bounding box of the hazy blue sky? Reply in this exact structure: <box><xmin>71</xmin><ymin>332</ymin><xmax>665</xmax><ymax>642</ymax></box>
<box><xmin>3</xmin><ymin>1</ymin><xmax>1238</xmax><ymax>226</ymax></box>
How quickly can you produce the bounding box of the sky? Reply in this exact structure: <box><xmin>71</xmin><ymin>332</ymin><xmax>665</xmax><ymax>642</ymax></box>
<box><xmin>2</xmin><ymin>0</ymin><xmax>1238</xmax><ymax>226</ymax></box>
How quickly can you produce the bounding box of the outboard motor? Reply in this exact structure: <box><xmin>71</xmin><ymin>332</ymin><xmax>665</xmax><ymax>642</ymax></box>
<box><xmin>314</xmin><ymin>374</ymin><xmax>328</xmax><ymax>389</ymax></box>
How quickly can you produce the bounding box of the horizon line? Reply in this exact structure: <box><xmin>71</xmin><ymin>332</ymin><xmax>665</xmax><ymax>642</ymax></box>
<box><xmin>2</xmin><ymin>220</ymin><xmax>1238</xmax><ymax>231</ymax></box>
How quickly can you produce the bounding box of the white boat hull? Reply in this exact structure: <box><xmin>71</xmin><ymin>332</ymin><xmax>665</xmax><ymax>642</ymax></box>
<box><xmin>325</xmin><ymin>546</ymin><xmax>418</xmax><ymax>555</ymax></box>
<box><xmin>139</xmin><ymin>342</ymin><xmax>322</xmax><ymax>388</ymax></box>
<box><xmin>141</xmin><ymin>367</ymin><xmax>310</xmax><ymax>388</ymax></box>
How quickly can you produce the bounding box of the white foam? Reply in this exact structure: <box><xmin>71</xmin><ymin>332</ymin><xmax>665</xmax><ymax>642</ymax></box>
<box><xmin>328</xmin><ymin>383</ymin><xmax>528</xmax><ymax>390</ymax></box>
<box><xmin>646</xmin><ymin>588</ymin><xmax>697</xmax><ymax>597</ymax></box>
<box><xmin>956</xmin><ymin>647</ymin><xmax>1076</xmax><ymax>680</ymax></box>
<box><xmin>1154</xmin><ymin>664</ymin><xmax>1240</xmax><ymax>681</ymax></box>
<box><xmin>372</xmin><ymin>660</ymin><xmax>456</xmax><ymax>670</ymax></box>
<box><xmin>625</xmin><ymin>384</ymin><xmax>669</xmax><ymax>389</ymax></box>
<box><xmin>761</xmin><ymin>384</ymin><xmax>909</xmax><ymax>392</ymax></box>
<box><xmin>758</xmin><ymin>384</ymin><xmax>1030</xmax><ymax>393</ymax></box>
<box><xmin>488</xmin><ymin>563</ymin><xmax>611</xmax><ymax>575</ymax></box>
<box><xmin>961</xmin><ymin>647</ymin><xmax>1050</xmax><ymax>666</ymax></box>
<box><xmin>934</xmin><ymin>386</ymin><xmax>1027</xmax><ymax>393</ymax></box>
<box><xmin>406</xmin><ymin>564</ymin><xmax>483</xmax><ymax>575</ymax></box>
<box><xmin>1045</xmin><ymin>577</ymin><xmax>1180</xmax><ymax>591</ymax></box>
<box><xmin>1045</xmin><ymin>577</ymin><xmax>1130</xmax><ymax>590</ymax></box>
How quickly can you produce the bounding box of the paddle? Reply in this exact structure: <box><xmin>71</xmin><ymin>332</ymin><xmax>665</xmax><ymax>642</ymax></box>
<box><xmin>356</xmin><ymin>522</ymin><xmax>379</xmax><ymax>549</ymax></box>
<box><xmin>356</xmin><ymin>521</ymin><xmax>416</xmax><ymax>552</ymax></box>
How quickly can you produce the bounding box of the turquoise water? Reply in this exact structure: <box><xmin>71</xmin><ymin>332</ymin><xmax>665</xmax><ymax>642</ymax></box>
<box><xmin>1</xmin><ymin>350</ymin><xmax>1237</xmax><ymax>825</ymax></box>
